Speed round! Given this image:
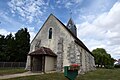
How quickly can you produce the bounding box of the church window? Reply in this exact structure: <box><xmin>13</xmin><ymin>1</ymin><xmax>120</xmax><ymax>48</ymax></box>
<box><xmin>49</xmin><ymin>28</ymin><xmax>52</xmax><ymax>39</ymax></box>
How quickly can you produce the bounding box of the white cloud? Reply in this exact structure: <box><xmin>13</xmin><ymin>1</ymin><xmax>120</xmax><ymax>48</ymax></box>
<box><xmin>74</xmin><ymin>0</ymin><xmax>83</xmax><ymax>3</ymax></box>
<box><xmin>65</xmin><ymin>2</ymin><xmax>73</xmax><ymax>8</ymax></box>
<box><xmin>0</xmin><ymin>27</ymin><xmax>36</xmax><ymax>42</ymax></box>
<box><xmin>29</xmin><ymin>32</ymin><xmax>36</xmax><ymax>42</ymax></box>
<box><xmin>77</xmin><ymin>1</ymin><xmax>120</xmax><ymax>59</ymax></box>
<box><xmin>55</xmin><ymin>0</ymin><xmax>83</xmax><ymax>9</ymax></box>
<box><xmin>8</xmin><ymin>0</ymin><xmax>48</xmax><ymax>23</ymax></box>
<box><xmin>81</xmin><ymin>15</ymin><xmax>96</xmax><ymax>22</ymax></box>
<box><xmin>0</xmin><ymin>10</ymin><xmax>25</xmax><ymax>31</ymax></box>
<box><xmin>0</xmin><ymin>10</ymin><xmax>36</xmax><ymax>41</ymax></box>
<box><xmin>0</xmin><ymin>28</ymin><xmax>16</xmax><ymax>37</ymax></box>
<box><xmin>56</xmin><ymin>0</ymin><xmax>61</xmax><ymax>4</ymax></box>
<box><xmin>0</xmin><ymin>29</ymin><xmax>10</xmax><ymax>36</ymax></box>
<box><xmin>27</xmin><ymin>27</ymin><xmax>36</xmax><ymax>42</ymax></box>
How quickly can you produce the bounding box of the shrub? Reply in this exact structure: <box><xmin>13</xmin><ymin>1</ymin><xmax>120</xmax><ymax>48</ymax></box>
<box><xmin>105</xmin><ymin>65</ymin><xmax>114</xmax><ymax>69</ymax></box>
<box><xmin>114</xmin><ymin>64</ymin><xmax>120</xmax><ymax>68</ymax></box>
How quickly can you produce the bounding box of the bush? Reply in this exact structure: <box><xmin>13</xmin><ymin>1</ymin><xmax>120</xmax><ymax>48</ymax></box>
<box><xmin>105</xmin><ymin>65</ymin><xmax>114</xmax><ymax>69</ymax></box>
<box><xmin>114</xmin><ymin>64</ymin><xmax>120</xmax><ymax>68</ymax></box>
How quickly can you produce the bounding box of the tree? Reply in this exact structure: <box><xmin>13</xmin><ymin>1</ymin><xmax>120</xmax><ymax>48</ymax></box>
<box><xmin>5</xmin><ymin>33</ymin><xmax>16</xmax><ymax>61</ymax></box>
<box><xmin>0</xmin><ymin>28</ymin><xmax>30</xmax><ymax>62</ymax></box>
<box><xmin>0</xmin><ymin>34</ymin><xmax>6</xmax><ymax>61</ymax></box>
<box><xmin>92</xmin><ymin>48</ymin><xmax>114</xmax><ymax>68</ymax></box>
<box><xmin>15</xmin><ymin>28</ymin><xmax>30</xmax><ymax>62</ymax></box>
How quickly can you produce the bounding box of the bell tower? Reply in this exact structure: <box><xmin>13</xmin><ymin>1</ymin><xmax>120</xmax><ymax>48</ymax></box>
<box><xmin>67</xmin><ymin>18</ymin><xmax>77</xmax><ymax>36</ymax></box>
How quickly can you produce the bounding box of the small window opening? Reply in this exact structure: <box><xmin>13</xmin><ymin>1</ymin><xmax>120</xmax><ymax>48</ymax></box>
<box><xmin>69</xmin><ymin>24</ymin><xmax>71</xmax><ymax>28</ymax></box>
<box><xmin>49</xmin><ymin>28</ymin><xmax>52</xmax><ymax>39</ymax></box>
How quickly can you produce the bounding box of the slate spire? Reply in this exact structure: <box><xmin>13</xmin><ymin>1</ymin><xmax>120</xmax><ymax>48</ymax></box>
<box><xmin>67</xmin><ymin>18</ymin><xmax>77</xmax><ymax>36</ymax></box>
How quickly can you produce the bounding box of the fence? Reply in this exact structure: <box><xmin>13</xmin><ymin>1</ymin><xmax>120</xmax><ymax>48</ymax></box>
<box><xmin>0</xmin><ymin>62</ymin><xmax>26</xmax><ymax>68</ymax></box>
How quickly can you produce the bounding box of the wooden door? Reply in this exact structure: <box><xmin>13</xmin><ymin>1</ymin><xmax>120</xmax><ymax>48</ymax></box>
<box><xmin>32</xmin><ymin>56</ymin><xmax>42</xmax><ymax>72</ymax></box>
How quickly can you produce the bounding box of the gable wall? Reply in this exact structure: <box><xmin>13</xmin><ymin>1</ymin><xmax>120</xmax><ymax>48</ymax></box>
<box><xmin>30</xmin><ymin>15</ymin><xmax>74</xmax><ymax>53</ymax></box>
<box><xmin>29</xmin><ymin>15</ymin><xmax>76</xmax><ymax>70</ymax></box>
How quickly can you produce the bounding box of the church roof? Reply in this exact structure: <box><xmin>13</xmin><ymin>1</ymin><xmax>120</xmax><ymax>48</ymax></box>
<box><xmin>29</xmin><ymin>47</ymin><xmax>57</xmax><ymax>57</ymax></box>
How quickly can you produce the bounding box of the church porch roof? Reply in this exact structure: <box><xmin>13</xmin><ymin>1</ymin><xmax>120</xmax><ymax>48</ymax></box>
<box><xmin>29</xmin><ymin>47</ymin><xmax>57</xmax><ymax>57</ymax></box>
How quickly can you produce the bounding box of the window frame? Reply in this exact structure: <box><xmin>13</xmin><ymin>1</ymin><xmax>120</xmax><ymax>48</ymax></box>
<box><xmin>49</xmin><ymin>28</ymin><xmax>52</xmax><ymax>39</ymax></box>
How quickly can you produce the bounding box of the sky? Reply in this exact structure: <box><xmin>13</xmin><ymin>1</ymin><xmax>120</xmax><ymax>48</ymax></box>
<box><xmin>0</xmin><ymin>0</ymin><xmax>120</xmax><ymax>59</ymax></box>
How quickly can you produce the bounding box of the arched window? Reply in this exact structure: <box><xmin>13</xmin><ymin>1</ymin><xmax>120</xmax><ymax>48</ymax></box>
<box><xmin>49</xmin><ymin>28</ymin><xmax>52</xmax><ymax>39</ymax></box>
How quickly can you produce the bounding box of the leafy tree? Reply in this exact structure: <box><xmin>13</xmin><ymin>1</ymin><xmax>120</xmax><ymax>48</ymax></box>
<box><xmin>5</xmin><ymin>33</ymin><xmax>16</xmax><ymax>61</ymax></box>
<box><xmin>111</xmin><ymin>58</ymin><xmax>115</xmax><ymax>66</ymax></box>
<box><xmin>92</xmin><ymin>48</ymin><xmax>114</xmax><ymax>68</ymax></box>
<box><xmin>15</xmin><ymin>28</ymin><xmax>30</xmax><ymax>62</ymax></box>
<box><xmin>0</xmin><ymin>34</ymin><xmax>6</xmax><ymax>61</ymax></box>
<box><xmin>0</xmin><ymin>28</ymin><xmax>30</xmax><ymax>62</ymax></box>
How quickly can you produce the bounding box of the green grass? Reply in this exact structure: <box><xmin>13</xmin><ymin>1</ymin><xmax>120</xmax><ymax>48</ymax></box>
<box><xmin>77</xmin><ymin>69</ymin><xmax>120</xmax><ymax>80</ymax></box>
<box><xmin>0</xmin><ymin>68</ymin><xmax>27</xmax><ymax>75</ymax></box>
<box><xmin>5</xmin><ymin>73</ymin><xmax>66</xmax><ymax>80</ymax></box>
<box><xmin>4</xmin><ymin>68</ymin><xmax>120</xmax><ymax>80</ymax></box>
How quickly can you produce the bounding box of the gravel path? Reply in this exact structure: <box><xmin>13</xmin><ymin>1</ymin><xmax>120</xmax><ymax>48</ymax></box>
<box><xmin>0</xmin><ymin>71</ymin><xmax>43</xmax><ymax>79</ymax></box>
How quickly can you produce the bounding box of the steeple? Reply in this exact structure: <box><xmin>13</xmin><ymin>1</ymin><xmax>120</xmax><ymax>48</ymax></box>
<box><xmin>67</xmin><ymin>18</ymin><xmax>77</xmax><ymax>36</ymax></box>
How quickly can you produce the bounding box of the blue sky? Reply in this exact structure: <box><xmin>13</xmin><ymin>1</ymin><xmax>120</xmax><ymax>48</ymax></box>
<box><xmin>0</xmin><ymin>0</ymin><xmax>120</xmax><ymax>59</ymax></box>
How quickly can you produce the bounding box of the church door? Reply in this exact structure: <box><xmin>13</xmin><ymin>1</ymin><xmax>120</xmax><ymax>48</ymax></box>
<box><xmin>31</xmin><ymin>56</ymin><xmax>44</xmax><ymax>72</ymax></box>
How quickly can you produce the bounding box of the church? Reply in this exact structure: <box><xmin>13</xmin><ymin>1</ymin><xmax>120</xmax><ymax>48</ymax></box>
<box><xmin>25</xmin><ymin>14</ymin><xmax>95</xmax><ymax>73</ymax></box>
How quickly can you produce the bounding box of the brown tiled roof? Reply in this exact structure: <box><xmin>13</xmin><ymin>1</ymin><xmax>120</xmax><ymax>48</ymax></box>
<box><xmin>29</xmin><ymin>47</ymin><xmax>57</xmax><ymax>57</ymax></box>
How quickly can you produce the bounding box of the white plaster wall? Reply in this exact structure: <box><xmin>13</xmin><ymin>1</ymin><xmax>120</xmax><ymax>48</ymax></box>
<box><xmin>25</xmin><ymin>55</ymin><xmax>31</xmax><ymax>70</ymax></box>
<box><xmin>81</xmin><ymin>49</ymin><xmax>86</xmax><ymax>72</ymax></box>
<box><xmin>45</xmin><ymin>56</ymin><xmax>56</xmax><ymax>72</ymax></box>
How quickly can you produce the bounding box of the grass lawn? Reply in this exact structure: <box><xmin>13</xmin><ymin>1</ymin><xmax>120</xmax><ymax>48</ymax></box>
<box><xmin>77</xmin><ymin>68</ymin><xmax>120</xmax><ymax>80</ymax></box>
<box><xmin>0</xmin><ymin>68</ymin><xmax>27</xmax><ymax>75</ymax></box>
<box><xmin>4</xmin><ymin>68</ymin><xmax>120</xmax><ymax>80</ymax></box>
